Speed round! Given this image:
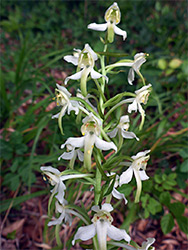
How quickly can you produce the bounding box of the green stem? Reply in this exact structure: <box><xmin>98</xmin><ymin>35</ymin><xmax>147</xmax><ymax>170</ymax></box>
<box><xmin>104</xmin><ymin>99</ymin><xmax>134</xmax><ymax>121</ymax></box>
<box><xmin>137</xmin><ymin>71</ymin><xmax>145</xmax><ymax>85</ymax></box>
<box><xmin>55</xmin><ymin>224</ymin><xmax>62</xmax><ymax>246</ymax></box>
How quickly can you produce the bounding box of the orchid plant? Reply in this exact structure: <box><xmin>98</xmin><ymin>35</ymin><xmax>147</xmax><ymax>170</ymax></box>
<box><xmin>41</xmin><ymin>2</ymin><xmax>155</xmax><ymax>250</ymax></box>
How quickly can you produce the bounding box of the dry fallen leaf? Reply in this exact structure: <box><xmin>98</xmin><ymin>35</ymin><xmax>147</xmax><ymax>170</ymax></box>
<box><xmin>2</xmin><ymin>218</ymin><xmax>25</xmax><ymax>236</ymax></box>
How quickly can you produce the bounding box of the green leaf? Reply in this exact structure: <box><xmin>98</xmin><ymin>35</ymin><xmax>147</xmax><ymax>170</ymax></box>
<box><xmin>0</xmin><ymin>190</ymin><xmax>48</xmax><ymax>213</ymax></box>
<box><xmin>179</xmin><ymin>148</ymin><xmax>188</xmax><ymax>159</ymax></box>
<box><xmin>169</xmin><ymin>202</ymin><xmax>185</xmax><ymax>217</ymax></box>
<box><xmin>0</xmin><ymin>139</ymin><xmax>13</xmax><ymax>160</ymax></box>
<box><xmin>159</xmin><ymin>191</ymin><xmax>171</xmax><ymax>206</ymax></box>
<box><xmin>154</xmin><ymin>174</ymin><xmax>163</xmax><ymax>184</ymax></box>
<box><xmin>160</xmin><ymin>213</ymin><xmax>174</xmax><ymax>234</ymax></box>
<box><xmin>176</xmin><ymin>216</ymin><xmax>188</xmax><ymax>234</ymax></box>
<box><xmin>180</xmin><ymin>158</ymin><xmax>188</xmax><ymax>172</ymax></box>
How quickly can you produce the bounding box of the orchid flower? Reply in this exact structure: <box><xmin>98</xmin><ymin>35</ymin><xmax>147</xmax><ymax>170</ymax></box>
<box><xmin>48</xmin><ymin>200</ymin><xmax>72</xmax><ymax>226</ymax></box>
<box><xmin>127</xmin><ymin>84</ymin><xmax>152</xmax><ymax>130</ymax></box>
<box><xmin>119</xmin><ymin>150</ymin><xmax>150</xmax><ymax>203</ymax></box>
<box><xmin>64</xmin><ymin>44</ymin><xmax>108</xmax><ymax>96</ymax></box>
<box><xmin>40</xmin><ymin>166</ymin><xmax>91</xmax><ymax>204</ymax></box>
<box><xmin>72</xmin><ymin>203</ymin><xmax>131</xmax><ymax>250</ymax></box>
<box><xmin>106</xmin><ymin>53</ymin><xmax>148</xmax><ymax>85</ymax></box>
<box><xmin>61</xmin><ymin>113</ymin><xmax>117</xmax><ymax>170</ymax></box>
<box><xmin>88</xmin><ymin>2</ymin><xmax>127</xmax><ymax>43</ymax></box>
<box><xmin>107</xmin><ymin>115</ymin><xmax>139</xmax><ymax>141</ymax></box>
<box><xmin>52</xmin><ymin>83</ymin><xmax>80</xmax><ymax>134</ymax></box>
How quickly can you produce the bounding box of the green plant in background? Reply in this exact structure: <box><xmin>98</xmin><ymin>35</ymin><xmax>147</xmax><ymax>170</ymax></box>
<box><xmin>0</xmin><ymin>0</ymin><xmax>187</xmax><ymax>249</ymax></box>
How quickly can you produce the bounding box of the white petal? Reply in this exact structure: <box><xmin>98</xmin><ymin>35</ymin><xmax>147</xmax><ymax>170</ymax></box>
<box><xmin>40</xmin><ymin>166</ymin><xmax>60</xmax><ymax>176</ymax></box>
<box><xmin>138</xmin><ymin>170</ymin><xmax>149</xmax><ymax>181</ymax></box>
<box><xmin>128</xmin><ymin>68</ymin><xmax>135</xmax><ymax>85</ymax></box>
<box><xmin>133</xmin><ymin>57</ymin><xmax>146</xmax><ymax>71</ymax></box>
<box><xmin>77</xmin><ymin>149</ymin><xmax>84</xmax><ymax>162</ymax></box>
<box><xmin>107</xmin><ymin>225</ymin><xmax>131</xmax><ymax>243</ymax></box>
<box><xmin>132</xmin><ymin>150</ymin><xmax>150</xmax><ymax>160</ymax></box>
<box><xmin>88</xmin><ymin>22</ymin><xmax>108</xmax><ymax>31</ymax></box>
<box><xmin>135</xmin><ymin>84</ymin><xmax>152</xmax><ymax>95</ymax></box>
<box><xmin>140</xmin><ymin>238</ymin><xmax>156</xmax><ymax>250</ymax></box>
<box><xmin>138</xmin><ymin>103</ymin><xmax>145</xmax><ymax>115</ymax></box>
<box><xmin>95</xmin><ymin>137</ymin><xmax>117</xmax><ymax>152</ymax></box>
<box><xmin>84</xmin><ymin>44</ymin><xmax>98</xmax><ymax>61</ymax></box>
<box><xmin>134</xmin><ymin>52</ymin><xmax>145</xmax><ymax>60</ymax></box>
<box><xmin>120</xmin><ymin>115</ymin><xmax>129</xmax><ymax>123</ymax></box>
<box><xmin>61</xmin><ymin>137</ymin><xmax>85</xmax><ymax>149</ymax></box>
<box><xmin>128</xmin><ymin>99</ymin><xmax>137</xmax><ymax>113</ymax></box>
<box><xmin>112</xmin><ymin>188</ymin><xmax>128</xmax><ymax>205</ymax></box>
<box><xmin>107</xmin><ymin>128</ymin><xmax>118</xmax><ymax>138</ymax></box>
<box><xmin>113</xmin><ymin>25</ymin><xmax>127</xmax><ymax>40</ymax></box>
<box><xmin>72</xmin><ymin>224</ymin><xmax>96</xmax><ymax>245</ymax></box>
<box><xmin>119</xmin><ymin>166</ymin><xmax>133</xmax><ymax>185</ymax></box>
<box><xmin>90</xmin><ymin>69</ymin><xmax>109</xmax><ymax>83</ymax></box>
<box><xmin>67</xmin><ymin>101</ymin><xmax>79</xmax><ymax>115</ymax></box>
<box><xmin>52</xmin><ymin>112</ymin><xmax>60</xmax><ymax>119</ymax></box>
<box><xmin>48</xmin><ymin>212</ymin><xmax>65</xmax><ymax>226</ymax></box>
<box><xmin>55</xmin><ymin>181</ymin><xmax>66</xmax><ymax>204</ymax></box>
<box><xmin>64</xmin><ymin>69</ymin><xmax>84</xmax><ymax>85</ymax></box>
<box><xmin>101</xmin><ymin>203</ymin><xmax>113</xmax><ymax>212</ymax></box>
<box><xmin>91</xmin><ymin>205</ymin><xmax>100</xmax><ymax>212</ymax></box>
<box><xmin>64</xmin><ymin>55</ymin><xmax>79</xmax><ymax>66</ymax></box>
<box><xmin>58</xmin><ymin>150</ymin><xmax>75</xmax><ymax>160</ymax></box>
<box><xmin>121</xmin><ymin>130</ymin><xmax>139</xmax><ymax>141</ymax></box>
<box><xmin>56</xmin><ymin>83</ymin><xmax>72</xmax><ymax>97</ymax></box>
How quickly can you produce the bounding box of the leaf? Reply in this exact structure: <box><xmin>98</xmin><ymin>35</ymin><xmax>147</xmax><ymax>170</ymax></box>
<box><xmin>169</xmin><ymin>202</ymin><xmax>185</xmax><ymax>217</ymax></box>
<box><xmin>179</xmin><ymin>148</ymin><xmax>188</xmax><ymax>159</ymax></box>
<box><xmin>0</xmin><ymin>190</ymin><xmax>48</xmax><ymax>213</ymax></box>
<box><xmin>160</xmin><ymin>213</ymin><xmax>174</xmax><ymax>234</ymax></box>
<box><xmin>176</xmin><ymin>216</ymin><xmax>188</xmax><ymax>234</ymax></box>
<box><xmin>180</xmin><ymin>158</ymin><xmax>188</xmax><ymax>172</ymax></box>
<box><xmin>159</xmin><ymin>191</ymin><xmax>171</xmax><ymax>206</ymax></box>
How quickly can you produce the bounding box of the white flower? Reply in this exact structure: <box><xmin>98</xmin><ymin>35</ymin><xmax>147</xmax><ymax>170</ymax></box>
<box><xmin>48</xmin><ymin>200</ymin><xmax>72</xmax><ymax>226</ymax></box>
<box><xmin>127</xmin><ymin>53</ymin><xmax>148</xmax><ymax>85</ymax></box>
<box><xmin>107</xmin><ymin>173</ymin><xmax>128</xmax><ymax>205</ymax></box>
<box><xmin>72</xmin><ymin>203</ymin><xmax>131</xmax><ymax>249</ymax></box>
<box><xmin>88</xmin><ymin>2</ymin><xmax>127</xmax><ymax>43</ymax></box>
<box><xmin>138</xmin><ymin>238</ymin><xmax>155</xmax><ymax>250</ymax></box>
<box><xmin>52</xmin><ymin>83</ymin><xmax>80</xmax><ymax>134</ymax></box>
<box><xmin>107</xmin><ymin>115</ymin><xmax>139</xmax><ymax>141</ymax></box>
<box><xmin>64</xmin><ymin>44</ymin><xmax>108</xmax><ymax>96</ymax></box>
<box><xmin>128</xmin><ymin>84</ymin><xmax>152</xmax><ymax>115</ymax></box>
<box><xmin>40</xmin><ymin>166</ymin><xmax>66</xmax><ymax>204</ymax></box>
<box><xmin>106</xmin><ymin>52</ymin><xmax>148</xmax><ymax>85</ymax></box>
<box><xmin>127</xmin><ymin>84</ymin><xmax>152</xmax><ymax>130</ymax></box>
<box><xmin>61</xmin><ymin>113</ymin><xmax>117</xmax><ymax>170</ymax></box>
<box><xmin>119</xmin><ymin>150</ymin><xmax>150</xmax><ymax>203</ymax></box>
<box><xmin>40</xmin><ymin>166</ymin><xmax>90</xmax><ymax>204</ymax></box>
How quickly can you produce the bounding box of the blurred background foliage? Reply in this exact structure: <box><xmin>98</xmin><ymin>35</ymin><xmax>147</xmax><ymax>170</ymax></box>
<box><xmin>0</xmin><ymin>0</ymin><xmax>187</xmax><ymax>248</ymax></box>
